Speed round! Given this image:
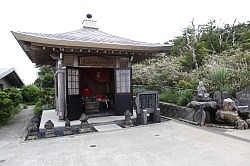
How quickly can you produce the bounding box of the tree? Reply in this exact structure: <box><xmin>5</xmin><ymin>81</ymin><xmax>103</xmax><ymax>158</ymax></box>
<box><xmin>34</xmin><ymin>65</ymin><xmax>55</xmax><ymax>90</ymax></box>
<box><xmin>4</xmin><ymin>87</ymin><xmax>22</xmax><ymax>107</ymax></box>
<box><xmin>184</xmin><ymin>19</ymin><xmax>201</xmax><ymax>70</ymax></box>
<box><xmin>21</xmin><ymin>85</ymin><xmax>40</xmax><ymax>103</ymax></box>
<box><xmin>169</xmin><ymin>20</ymin><xmax>250</xmax><ymax>71</ymax></box>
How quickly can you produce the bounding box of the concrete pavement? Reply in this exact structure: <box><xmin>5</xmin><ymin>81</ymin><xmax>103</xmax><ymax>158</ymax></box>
<box><xmin>0</xmin><ymin>105</ymin><xmax>34</xmax><ymax>147</ymax></box>
<box><xmin>1</xmin><ymin>119</ymin><xmax>250</xmax><ymax>166</ymax></box>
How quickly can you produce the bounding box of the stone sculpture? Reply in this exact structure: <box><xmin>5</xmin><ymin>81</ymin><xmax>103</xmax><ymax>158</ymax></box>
<box><xmin>123</xmin><ymin>109</ymin><xmax>133</xmax><ymax>127</ymax></box>
<box><xmin>44</xmin><ymin>120</ymin><xmax>55</xmax><ymax>138</ymax></box>
<box><xmin>197</xmin><ymin>81</ymin><xmax>210</xmax><ymax>101</ymax></box>
<box><xmin>79</xmin><ymin>113</ymin><xmax>92</xmax><ymax>133</ymax></box>
<box><xmin>64</xmin><ymin>119</ymin><xmax>73</xmax><ymax>135</ymax></box>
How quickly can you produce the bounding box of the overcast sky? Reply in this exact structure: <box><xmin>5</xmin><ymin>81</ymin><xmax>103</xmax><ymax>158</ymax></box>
<box><xmin>0</xmin><ymin>0</ymin><xmax>249</xmax><ymax>84</ymax></box>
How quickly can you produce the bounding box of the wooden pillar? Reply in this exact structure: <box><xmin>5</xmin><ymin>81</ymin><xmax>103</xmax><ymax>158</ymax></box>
<box><xmin>73</xmin><ymin>55</ymin><xmax>79</xmax><ymax>67</ymax></box>
<box><xmin>57</xmin><ymin>52</ymin><xmax>65</xmax><ymax>120</ymax></box>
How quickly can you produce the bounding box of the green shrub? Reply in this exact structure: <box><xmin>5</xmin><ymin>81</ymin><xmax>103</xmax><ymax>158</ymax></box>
<box><xmin>176</xmin><ymin>80</ymin><xmax>193</xmax><ymax>89</ymax></box>
<box><xmin>133</xmin><ymin>48</ymin><xmax>250</xmax><ymax>100</ymax></box>
<box><xmin>160</xmin><ymin>88</ymin><xmax>193</xmax><ymax>106</ymax></box>
<box><xmin>159</xmin><ymin>88</ymin><xmax>177</xmax><ymax>104</ymax></box>
<box><xmin>34</xmin><ymin>100</ymin><xmax>43</xmax><ymax>116</ymax></box>
<box><xmin>40</xmin><ymin>88</ymin><xmax>55</xmax><ymax>106</ymax></box>
<box><xmin>176</xmin><ymin>89</ymin><xmax>194</xmax><ymax>106</ymax></box>
<box><xmin>133</xmin><ymin>86</ymin><xmax>148</xmax><ymax>96</ymax></box>
<box><xmin>21</xmin><ymin>85</ymin><xmax>40</xmax><ymax>103</ymax></box>
<box><xmin>4</xmin><ymin>87</ymin><xmax>23</xmax><ymax>107</ymax></box>
<box><xmin>0</xmin><ymin>91</ymin><xmax>14</xmax><ymax>126</ymax></box>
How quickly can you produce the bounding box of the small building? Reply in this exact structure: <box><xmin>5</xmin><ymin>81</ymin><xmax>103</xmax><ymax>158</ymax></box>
<box><xmin>0</xmin><ymin>67</ymin><xmax>24</xmax><ymax>90</ymax></box>
<box><xmin>12</xmin><ymin>15</ymin><xmax>170</xmax><ymax>120</ymax></box>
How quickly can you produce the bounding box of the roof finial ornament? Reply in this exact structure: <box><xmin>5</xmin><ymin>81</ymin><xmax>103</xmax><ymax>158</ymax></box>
<box><xmin>86</xmin><ymin>14</ymin><xmax>92</xmax><ymax>19</ymax></box>
<box><xmin>82</xmin><ymin>13</ymin><xmax>97</xmax><ymax>29</ymax></box>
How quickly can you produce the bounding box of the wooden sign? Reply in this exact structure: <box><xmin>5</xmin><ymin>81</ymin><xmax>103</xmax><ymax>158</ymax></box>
<box><xmin>64</xmin><ymin>55</ymin><xmax>74</xmax><ymax>66</ymax></box>
<box><xmin>79</xmin><ymin>56</ymin><xmax>116</xmax><ymax>67</ymax></box>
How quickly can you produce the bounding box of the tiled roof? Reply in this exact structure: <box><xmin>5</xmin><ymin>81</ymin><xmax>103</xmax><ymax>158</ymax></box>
<box><xmin>12</xmin><ymin>25</ymin><xmax>171</xmax><ymax>66</ymax></box>
<box><xmin>13</xmin><ymin>27</ymin><xmax>165</xmax><ymax>48</ymax></box>
<box><xmin>0</xmin><ymin>68</ymin><xmax>13</xmax><ymax>79</ymax></box>
<box><xmin>0</xmin><ymin>68</ymin><xmax>24</xmax><ymax>87</ymax></box>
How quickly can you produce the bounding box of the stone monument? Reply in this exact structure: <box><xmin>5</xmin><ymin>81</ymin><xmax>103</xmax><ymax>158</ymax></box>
<box><xmin>26</xmin><ymin>122</ymin><xmax>38</xmax><ymax>140</ymax></box>
<box><xmin>236</xmin><ymin>87</ymin><xmax>250</xmax><ymax>112</ymax></box>
<box><xmin>63</xmin><ymin>119</ymin><xmax>73</xmax><ymax>135</ymax></box>
<box><xmin>44</xmin><ymin>120</ymin><xmax>55</xmax><ymax>138</ymax></box>
<box><xmin>26</xmin><ymin>116</ymin><xmax>41</xmax><ymax>140</ymax></box>
<box><xmin>79</xmin><ymin>113</ymin><xmax>92</xmax><ymax>133</ymax></box>
<box><xmin>213</xmin><ymin>91</ymin><xmax>222</xmax><ymax>108</ymax></box>
<box><xmin>123</xmin><ymin>109</ymin><xmax>133</xmax><ymax>127</ymax></box>
<box><xmin>135</xmin><ymin>91</ymin><xmax>161</xmax><ymax>125</ymax></box>
<box><xmin>197</xmin><ymin>81</ymin><xmax>210</xmax><ymax>101</ymax></box>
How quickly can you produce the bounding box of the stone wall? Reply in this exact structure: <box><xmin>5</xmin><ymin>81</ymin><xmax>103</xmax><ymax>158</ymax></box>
<box><xmin>160</xmin><ymin>102</ymin><xmax>195</xmax><ymax>121</ymax></box>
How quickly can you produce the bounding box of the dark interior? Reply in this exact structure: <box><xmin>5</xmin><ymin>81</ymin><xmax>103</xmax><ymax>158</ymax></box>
<box><xmin>80</xmin><ymin>68</ymin><xmax>115</xmax><ymax>116</ymax></box>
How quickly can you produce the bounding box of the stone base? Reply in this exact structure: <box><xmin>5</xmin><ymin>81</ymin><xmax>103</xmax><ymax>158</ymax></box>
<box><xmin>137</xmin><ymin>110</ymin><xmax>148</xmax><ymax>125</ymax></box>
<box><xmin>26</xmin><ymin>135</ymin><xmax>38</xmax><ymax>140</ymax></box>
<box><xmin>63</xmin><ymin>129</ymin><xmax>73</xmax><ymax>135</ymax></box>
<box><xmin>45</xmin><ymin>129</ymin><xmax>55</xmax><ymax>138</ymax></box>
<box><xmin>153</xmin><ymin>108</ymin><xmax>161</xmax><ymax>123</ymax></box>
<box><xmin>79</xmin><ymin>127</ymin><xmax>92</xmax><ymax>133</ymax></box>
<box><xmin>123</xmin><ymin>120</ymin><xmax>133</xmax><ymax>128</ymax></box>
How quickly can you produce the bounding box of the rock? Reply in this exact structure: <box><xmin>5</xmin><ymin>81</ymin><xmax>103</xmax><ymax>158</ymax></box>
<box><xmin>188</xmin><ymin>101</ymin><xmax>217</xmax><ymax>109</ymax></box>
<box><xmin>193</xmin><ymin>109</ymin><xmax>206</xmax><ymax>126</ymax></box>
<box><xmin>222</xmin><ymin>91</ymin><xmax>231</xmax><ymax>102</ymax></box>
<box><xmin>216</xmin><ymin>110</ymin><xmax>238</xmax><ymax>124</ymax></box>
<box><xmin>27</xmin><ymin>123</ymin><xmax>38</xmax><ymax>132</ymax></box>
<box><xmin>213</xmin><ymin>91</ymin><xmax>222</xmax><ymax>107</ymax></box>
<box><xmin>245</xmin><ymin>119</ymin><xmax>250</xmax><ymax>128</ymax></box>
<box><xmin>30</xmin><ymin>116</ymin><xmax>40</xmax><ymax>124</ymax></box>
<box><xmin>235</xmin><ymin>119</ymin><xmax>248</xmax><ymax>130</ymax></box>
<box><xmin>223</xmin><ymin>98</ymin><xmax>236</xmax><ymax>112</ymax></box>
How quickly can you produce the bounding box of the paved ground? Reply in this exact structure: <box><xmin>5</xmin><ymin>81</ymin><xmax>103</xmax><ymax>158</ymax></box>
<box><xmin>0</xmin><ymin>105</ymin><xmax>34</xmax><ymax>147</ymax></box>
<box><xmin>0</xmin><ymin>107</ymin><xmax>250</xmax><ymax>166</ymax></box>
<box><xmin>39</xmin><ymin>109</ymin><xmax>133</xmax><ymax>132</ymax></box>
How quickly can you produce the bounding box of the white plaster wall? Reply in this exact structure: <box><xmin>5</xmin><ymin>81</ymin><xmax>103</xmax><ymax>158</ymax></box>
<box><xmin>0</xmin><ymin>78</ymin><xmax>11</xmax><ymax>90</ymax></box>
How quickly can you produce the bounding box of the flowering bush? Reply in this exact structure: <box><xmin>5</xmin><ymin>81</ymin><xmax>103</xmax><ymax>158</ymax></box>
<box><xmin>133</xmin><ymin>49</ymin><xmax>250</xmax><ymax>101</ymax></box>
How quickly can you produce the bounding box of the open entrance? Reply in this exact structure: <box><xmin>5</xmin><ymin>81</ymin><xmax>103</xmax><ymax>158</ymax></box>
<box><xmin>66</xmin><ymin>67</ymin><xmax>115</xmax><ymax>120</ymax></box>
<box><xmin>66</xmin><ymin>66</ymin><xmax>133</xmax><ymax>120</ymax></box>
<box><xmin>81</xmin><ymin>68</ymin><xmax>115</xmax><ymax>117</ymax></box>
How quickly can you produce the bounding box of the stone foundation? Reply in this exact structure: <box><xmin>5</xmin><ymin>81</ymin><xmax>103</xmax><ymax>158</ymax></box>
<box><xmin>160</xmin><ymin>102</ymin><xmax>195</xmax><ymax>121</ymax></box>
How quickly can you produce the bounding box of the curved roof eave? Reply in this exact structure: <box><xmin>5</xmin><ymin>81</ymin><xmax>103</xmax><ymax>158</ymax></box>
<box><xmin>11</xmin><ymin>30</ymin><xmax>170</xmax><ymax>52</ymax></box>
<box><xmin>0</xmin><ymin>67</ymin><xmax>24</xmax><ymax>86</ymax></box>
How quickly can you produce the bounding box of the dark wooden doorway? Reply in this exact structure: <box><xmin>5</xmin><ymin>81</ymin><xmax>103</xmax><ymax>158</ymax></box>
<box><xmin>66</xmin><ymin>67</ymin><xmax>83</xmax><ymax>120</ymax></box>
